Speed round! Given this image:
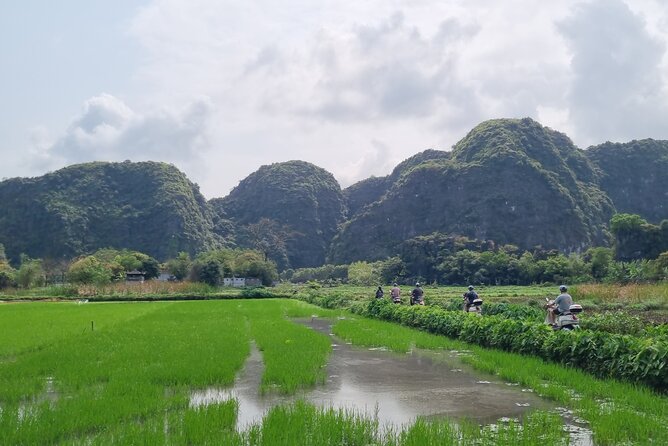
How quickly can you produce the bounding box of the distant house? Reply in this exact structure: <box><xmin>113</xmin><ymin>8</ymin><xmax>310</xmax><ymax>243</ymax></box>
<box><xmin>125</xmin><ymin>270</ymin><xmax>145</xmax><ymax>283</ymax></box>
<box><xmin>223</xmin><ymin>277</ymin><xmax>246</xmax><ymax>287</ymax></box>
<box><xmin>222</xmin><ymin>277</ymin><xmax>262</xmax><ymax>287</ymax></box>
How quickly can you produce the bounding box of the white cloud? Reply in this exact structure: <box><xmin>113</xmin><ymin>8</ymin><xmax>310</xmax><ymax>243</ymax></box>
<box><xmin>31</xmin><ymin>94</ymin><xmax>214</xmax><ymax>176</ymax></box>
<box><xmin>123</xmin><ymin>0</ymin><xmax>668</xmax><ymax>195</ymax></box>
<box><xmin>559</xmin><ymin>0</ymin><xmax>668</xmax><ymax>145</ymax></box>
<box><xmin>6</xmin><ymin>0</ymin><xmax>668</xmax><ymax>197</ymax></box>
<box><xmin>336</xmin><ymin>138</ymin><xmax>396</xmax><ymax>187</ymax></box>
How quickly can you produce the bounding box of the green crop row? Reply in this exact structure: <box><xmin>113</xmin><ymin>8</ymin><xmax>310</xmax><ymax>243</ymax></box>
<box><xmin>240</xmin><ymin>300</ymin><xmax>333</xmax><ymax>394</ymax></box>
<box><xmin>435</xmin><ymin>298</ymin><xmax>546</xmax><ymax>320</ymax></box>
<box><xmin>578</xmin><ymin>312</ymin><xmax>668</xmax><ymax>338</ymax></box>
<box><xmin>357</xmin><ymin>300</ymin><xmax>668</xmax><ymax>392</ymax></box>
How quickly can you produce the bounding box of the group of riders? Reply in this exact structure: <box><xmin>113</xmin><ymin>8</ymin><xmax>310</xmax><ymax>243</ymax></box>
<box><xmin>375</xmin><ymin>282</ymin><xmax>477</xmax><ymax>309</ymax></box>
<box><xmin>374</xmin><ymin>283</ymin><xmax>575</xmax><ymax>322</ymax></box>
<box><xmin>375</xmin><ymin>283</ymin><xmax>425</xmax><ymax>305</ymax></box>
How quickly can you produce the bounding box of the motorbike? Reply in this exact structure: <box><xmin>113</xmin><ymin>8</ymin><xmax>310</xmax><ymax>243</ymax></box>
<box><xmin>464</xmin><ymin>297</ymin><xmax>483</xmax><ymax>316</ymax></box>
<box><xmin>545</xmin><ymin>297</ymin><xmax>582</xmax><ymax>330</ymax></box>
<box><xmin>410</xmin><ymin>295</ymin><xmax>425</xmax><ymax>306</ymax></box>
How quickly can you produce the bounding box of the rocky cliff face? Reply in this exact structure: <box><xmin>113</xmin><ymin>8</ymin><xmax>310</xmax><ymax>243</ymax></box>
<box><xmin>329</xmin><ymin>118</ymin><xmax>615</xmax><ymax>263</ymax></box>
<box><xmin>212</xmin><ymin>160</ymin><xmax>346</xmax><ymax>268</ymax></box>
<box><xmin>586</xmin><ymin>139</ymin><xmax>668</xmax><ymax>224</ymax></box>
<box><xmin>0</xmin><ymin>161</ymin><xmax>221</xmax><ymax>262</ymax></box>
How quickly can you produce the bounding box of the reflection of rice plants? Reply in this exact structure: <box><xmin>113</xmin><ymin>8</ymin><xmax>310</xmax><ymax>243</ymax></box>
<box><xmin>333</xmin><ymin>314</ymin><xmax>668</xmax><ymax>445</ymax></box>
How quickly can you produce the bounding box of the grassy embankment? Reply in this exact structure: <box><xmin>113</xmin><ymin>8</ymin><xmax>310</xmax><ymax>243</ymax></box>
<box><xmin>3</xmin><ymin>281</ymin><xmax>666</xmax><ymax>322</ymax></box>
<box><xmin>0</xmin><ymin>281</ymin><xmax>262</xmax><ymax>301</ymax></box>
<box><xmin>287</xmin><ymin>282</ymin><xmax>668</xmax><ymax>323</ymax></box>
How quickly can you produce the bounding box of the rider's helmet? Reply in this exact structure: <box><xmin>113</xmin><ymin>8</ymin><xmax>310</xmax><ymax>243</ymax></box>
<box><xmin>468</xmin><ymin>285</ymin><xmax>474</xmax><ymax>291</ymax></box>
<box><xmin>559</xmin><ymin>285</ymin><xmax>568</xmax><ymax>292</ymax></box>
<box><xmin>393</xmin><ymin>283</ymin><xmax>398</xmax><ymax>287</ymax></box>
<box><xmin>415</xmin><ymin>282</ymin><xmax>421</xmax><ymax>287</ymax></box>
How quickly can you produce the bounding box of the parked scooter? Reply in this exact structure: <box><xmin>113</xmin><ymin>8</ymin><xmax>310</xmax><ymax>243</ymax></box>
<box><xmin>466</xmin><ymin>298</ymin><xmax>483</xmax><ymax>316</ymax></box>
<box><xmin>545</xmin><ymin>297</ymin><xmax>582</xmax><ymax>330</ymax></box>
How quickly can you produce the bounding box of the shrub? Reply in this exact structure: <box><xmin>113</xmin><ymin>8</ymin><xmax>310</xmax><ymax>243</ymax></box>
<box><xmin>355</xmin><ymin>299</ymin><xmax>667</xmax><ymax>392</ymax></box>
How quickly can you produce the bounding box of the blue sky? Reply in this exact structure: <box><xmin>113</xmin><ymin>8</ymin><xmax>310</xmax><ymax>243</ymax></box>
<box><xmin>1</xmin><ymin>1</ymin><xmax>143</xmax><ymax>154</ymax></box>
<box><xmin>1</xmin><ymin>0</ymin><xmax>667</xmax><ymax>198</ymax></box>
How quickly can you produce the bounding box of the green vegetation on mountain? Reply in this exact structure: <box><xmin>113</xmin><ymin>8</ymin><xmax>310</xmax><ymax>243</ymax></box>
<box><xmin>343</xmin><ymin>176</ymin><xmax>390</xmax><ymax>218</ymax></box>
<box><xmin>344</xmin><ymin>149</ymin><xmax>450</xmax><ymax>218</ymax></box>
<box><xmin>0</xmin><ymin>161</ymin><xmax>221</xmax><ymax>263</ymax></box>
<box><xmin>330</xmin><ymin>118</ymin><xmax>615</xmax><ymax>263</ymax></box>
<box><xmin>1</xmin><ymin>119</ymin><xmax>666</xmax><ymax>274</ymax></box>
<box><xmin>211</xmin><ymin>161</ymin><xmax>346</xmax><ymax>269</ymax></box>
<box><xmin>610</xmin><ymin>213</ymin><xmax>668</xmax><ymax>261</ymax></box>
<box><xmin>587</xmin><ymin>139</ymin><xmax>668</xmax><ymax>223</ymax></box>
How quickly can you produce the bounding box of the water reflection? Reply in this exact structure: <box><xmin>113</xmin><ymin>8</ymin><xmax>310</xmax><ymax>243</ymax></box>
<box><xmin>191</xmin><ymin>317</ymin><xmax>547</xmax><ymax>429</ymax></box>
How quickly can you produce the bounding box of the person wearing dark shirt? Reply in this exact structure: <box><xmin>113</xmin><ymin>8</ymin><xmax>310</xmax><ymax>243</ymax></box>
<box><xmin>463</xmin><ymin>285</ymin><xmax>478</xmax><ymax>312</ymax></box>
<box><xmin>411</xmin><ymin>283</ymin><xmax>424</xmax><ymax>305</ymax></box>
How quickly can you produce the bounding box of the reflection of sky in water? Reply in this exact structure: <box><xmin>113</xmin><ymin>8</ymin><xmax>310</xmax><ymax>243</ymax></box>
<box><xmin>190</xmin><ymin>318</ymin><xmax>549</xmax><ymax>430</ymax></box>
<box><xmin>188</xmin><ymin>318</ymin><xmax>593</xmax><ymax>444</ymax></box>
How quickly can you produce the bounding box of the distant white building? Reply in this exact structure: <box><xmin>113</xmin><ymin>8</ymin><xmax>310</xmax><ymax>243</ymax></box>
<box><xmin>223</xmin><ymin>277</ymin><xmax>246</xmax><ymax>287</ymax></box>
<box><xmin>223</xmin><ymin>277</ymin><xmax>262</xmax><ymax>287</ymax></box>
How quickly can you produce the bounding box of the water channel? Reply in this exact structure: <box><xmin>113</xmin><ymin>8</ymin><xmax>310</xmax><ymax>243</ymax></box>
<box><xmin>190</xmin><ymin>317</ymin><xmax>593</xmax><ymax>444</ymax></box>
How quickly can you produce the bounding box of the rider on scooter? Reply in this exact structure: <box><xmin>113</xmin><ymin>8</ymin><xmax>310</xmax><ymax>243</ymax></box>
<box><xmin>410</xmin><ymin>283</ymin><xmax>424</xmax><ymax>305</ymax></box>
<box><xmin>390</xmin><ymin>283</ymin><xmax>402</xmax><ymax>304</ymax></box>
<box><xmin>553</xmin><ymin>285</ymin><xmax>573</xmax><ymax>318</ymax></box>
<box><xmin>463</xmin><ymin>285</ymin><xmax>478</xmax><ymax>312</ymax></box>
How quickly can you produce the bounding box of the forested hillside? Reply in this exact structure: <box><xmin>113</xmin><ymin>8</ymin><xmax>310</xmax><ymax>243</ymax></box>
<box><xmin>329</xmin><ymin>118</ymin><xmax>615</xmax><ymax>263</ymax></box>
<box><xmin>210</xmin><ymin>160</ymin><xmax>346</xmax><ymax>269</ymax></box>
<box><xmin>0</xmin><ymin>161</ymin><xmax>221</xmax><ymax>262</ymax></box>
<box><xmin>587</xmin><ymin>139</ymin><xmax>668</xmax><ymax>224</ymax></box>
<box><xmin>344</xmin><ymin>149</ymin><xmax>450</xmax><ymax>218</ymax></box>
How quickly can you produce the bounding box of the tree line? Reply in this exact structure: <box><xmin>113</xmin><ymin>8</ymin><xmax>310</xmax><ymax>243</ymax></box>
<box><xmin>283</xmin><ymin>214</ymin><xmax>668</xmax><ymax>286</ymax></box>
<box><xmin>0</xmin><ymin>246</ymin><xmax>278</xmax><ymax>290</ymax></box>
<box><xmin>282</xmin><ymin>249</ymin><xmax>666</xmax><ymax>286</ymax></box>
<box><xmin>1</xmin><ymin>213</ymin><xmax>665</xmax><ymax>290</ymax></box>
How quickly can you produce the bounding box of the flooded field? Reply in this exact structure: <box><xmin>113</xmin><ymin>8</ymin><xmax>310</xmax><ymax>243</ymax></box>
<box><xmin>191</xmin><ymin>317</ymin><xmax>591</xmax><ymax>443</ymax></box>
<box><xmin>7</xmin><ymin>299</ymin><xmax>661</xmax><ymax>444</ymax></box>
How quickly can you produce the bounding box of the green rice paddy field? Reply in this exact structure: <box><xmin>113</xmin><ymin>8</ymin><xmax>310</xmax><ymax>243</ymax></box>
<box><xmin>0</xmin><ymin>299</ymin><xmax>666</xmax><ymax>445</ymax></box>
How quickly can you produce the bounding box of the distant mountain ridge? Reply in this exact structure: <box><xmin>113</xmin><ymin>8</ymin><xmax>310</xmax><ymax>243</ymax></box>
<box><xmin>0</xmin><ymin>118</ymin><xmax>666</xmax><ymax>267</ymax></box>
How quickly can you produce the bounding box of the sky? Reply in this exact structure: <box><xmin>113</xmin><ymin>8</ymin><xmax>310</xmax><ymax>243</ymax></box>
<box><xmin>2</xmin><ymin>0</ymin><xmax>668</xmax><ymax>198</ymax></box>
